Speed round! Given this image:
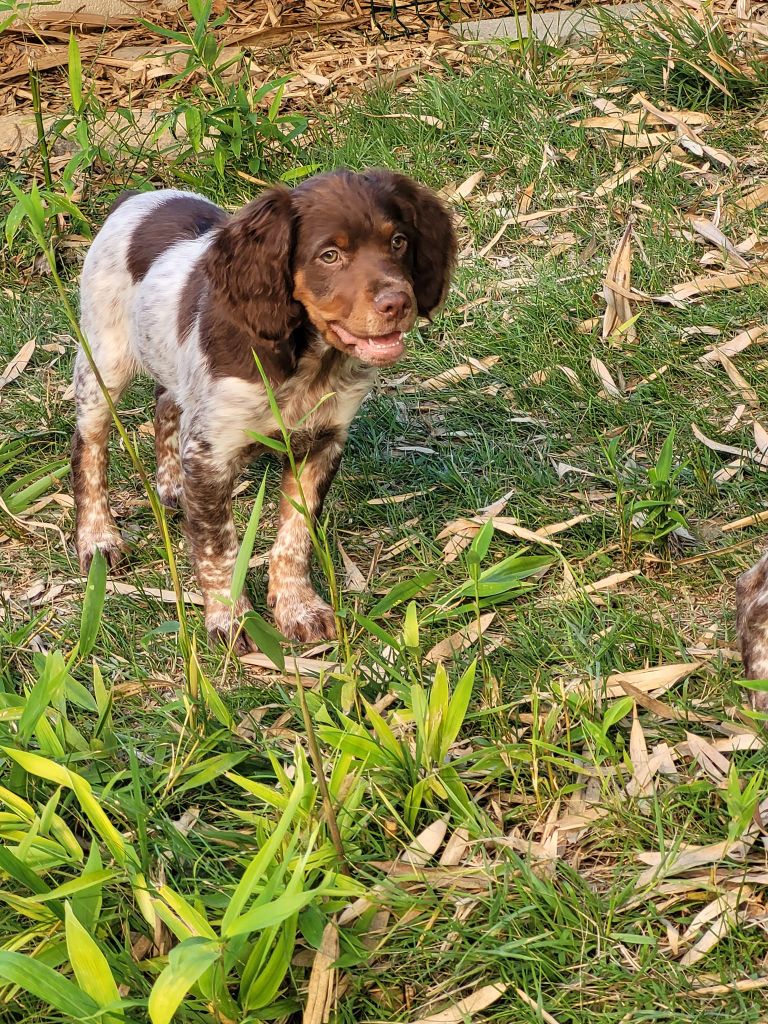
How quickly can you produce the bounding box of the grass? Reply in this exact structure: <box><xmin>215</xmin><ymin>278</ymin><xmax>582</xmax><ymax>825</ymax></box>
<box><xmin>2</xmin><ymin>14</ymin><xmax>768</xmax><ymax>1023</ymax></box>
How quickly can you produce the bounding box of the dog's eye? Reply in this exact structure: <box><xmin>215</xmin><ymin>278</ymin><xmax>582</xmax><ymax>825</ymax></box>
<box><xmin>391</xmin><ymin>233</ymin><xmax>408</xmax><ymax>253</ymax></box>
<box><xmin>319</xmin><ymin>249</ymin><xmax>340</xmax><ymax>264</ymax></box>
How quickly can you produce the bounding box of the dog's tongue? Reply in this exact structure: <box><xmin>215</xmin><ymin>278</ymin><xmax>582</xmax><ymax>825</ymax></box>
<box><xmin>331</xmin><ymin>325</ymin><xmax>405</xmax><ymax>364</ymax></box>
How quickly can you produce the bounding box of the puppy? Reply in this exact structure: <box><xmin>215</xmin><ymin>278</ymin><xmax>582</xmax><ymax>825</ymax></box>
<box><xmin>72</xmin><ymin>169</ymin><xmax>456</xmax><ymax>647</ymax></box>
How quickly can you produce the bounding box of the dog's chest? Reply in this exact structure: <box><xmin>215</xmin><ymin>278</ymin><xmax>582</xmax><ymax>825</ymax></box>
<box><xmin>265</xmin><ymin>348</ymin><xmax>375</xmax><ymax>438</ymax></box>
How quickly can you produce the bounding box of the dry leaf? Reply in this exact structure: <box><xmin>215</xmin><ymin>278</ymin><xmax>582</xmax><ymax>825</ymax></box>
<box><xmin>577</xmin><ymin>317</ymin><xmax>601</xmax><ymax>334</ymax></box>
<box><xmin>425</xmin><ymin>613</ymin><xmax>496</xmax><ymax>663</ymax></box>
<box><xmin>477</xmin><ymin>489</ymin><xmax>516</xmax><ymax>518</ymax></box>
<box><xmin>479</xmin><ymin>517</ymin><xmax>561</xmax><ymax>549</ymax></box>
<box><xmin>618</xmin><ymin>680</ymin><xmax>713</xmax><ymax>723</ymax></box>
<box><xmin>602</xmin><ymin>222</ymin><xmax>636</xmax><ymax>344</ymax></box>
<box><xmin>661</xmin><ymin>265</ymin><xmax>768</xmax><ymax>303</ymax></box>
<box><xmin>516</xmin><ymin>180</ymin><xmax>535</xmax><ymax>216</ymax></box>
<box><xmin>403</xmin><ymin>818</ymin><xmax>448</xmax><ymax>867</ymax></box>
<box><xmin>637</xmin><ymin>97</ymin><xmax>735</xmax><ymax>167</ymax></box>
<box><xmin>439</xmin><ymin>828</ymin><xmax>470</xmax><ymax>867</ymax></box>
<box><xmin>689</xmin><ymin>217</ymin><xmax>750</xmax><ymax>270</ymax></box>
<box><xmin>627</xmin><ymin>710</ymin><xmax>655</xmax><ymax>804</ymax></box>
<box><xmin>338</xmin><ymin>819</ymin><xmax>448</xmax><ymax>927</ymax></box>
<box><xmin>604</xmin><ymin>662</ymin><xmax>699</xmax><ymax>699</ymax></box>
<box><xmin>684</xmin><ymin>732</ymin><xmax>730</xmax><ymax>782</ymax></box>
<box><xmin>476</xmin><ymin>207</ymin><xmax>574</xmax><ymax>258</ymax></box>
<box><xmin>594</xmin><ymin>151</ymin><xmax>671</xmax><ymax>197</ymax></box>
<box><xmin>697</xmin><ymin>325</ymin><xmax>768</xmax><ymax>364</ymax></box>
<box><xmin>583</xmin><ymin>569</ymin><xmax>640</xmax><ymax>596</ymax></box>
<box><xmin>713</xmin><ymin>459</ymin><xmax>746</xmax><ymax>484</ymax></box>
<box><xmin>104</xmin><ymin>581</ymin><xmax>204</xmax><ymax>605</ymax></box>
<box><xmin>716</xmin><ymin>352</ymin><xmax>759</xmax><ymax>406</ymax></box>
<box><xmin>590</xmin><ymin>356</ymin><xmax>624</xmax><ymax>400</ymax></box>
<box><xmin>690</xmin><ymin>423</ymin><xmax>748</xmax><ymax>457</ymax></box>
<box><xmin>441</xmin><ymin>520</ymin><xmax>481</xmax><ymax>563</ymax></box>
<box><xmin>637</xmin><ymin>835</ymin><xmax>754</xmax><ymax>886</ymax></box>
<box><xmin>411</xmin><ymin>982</ymin><xmax>508</xmax><ymax>1024</ymax></box>
<box><xmin>367</xmin><ymin>488</ymin><xmax>435</xmax><ymax>505</ymax></box>
<box><xmin>514</xmin><ymin>987</ymin><xmax>562</xmax><ymax>1024</ymax></box>
<box><xmin>723</xmin><ymin>404</ymin><xmax>747</xmax><ymax>432</ymax></box>
<box><xmin>754</xmin><ymin>420</ymin><xmax>768</xmax><ymax>464</ymax></box>
<box><xmin>606</xmin><ymin>130</ymin><xmax>677</xmax><ymax>149</ymax></box>
<box><xmin>731</xmin><ymin>182</ymin><xmax>768</xmax><ymax>213</ymax></box>
<box><xmin>303</xmin><ymin>922</ymin><xmax>339</xmax><ymax>1024</ymax></box>
<box><xmin>680</xmin><ymin>894</ymin><xmax>745</xmax><ymax>966</ymax></box>
<box><xmin>681</xmin><ymin>890</ymin><xmax>745</xmax><ymax>944</ymax></box>
<box><xmin>535</xmin><ymin>513</ymin><xmax>592</xmax><ymax>538</ymax></box>
<box><xmin>721</xmin><ymin>508</ymin><xmax>768</xmax><ymax>532</ymax></box>
<box><xmin>337</xmin><ymin>539</ymin><xmax>366</xmax><ymax>593</ymax></box>
<box><xmin>421</xmin><ymin>355</ymin><xmax>500</xmax><ymax>390</ymax></box>
<box><xmin>0</xmin><ymin>339</ymin><xmax>35</xmax><ymax>389</ymax></box>
<box><xmin>691</xmin><ymin>976</ymin><xmax>768</xmax><ymax>996</ymax></box>
<box><xmin>523</xmin><ymin>365</ymin><xmax>582</xmax><ymax>391</ymax></box>
<box><xmin>240</xmin><ymin>652</ymin><xmax>338</xmax><ymax>678</ymax></box>
<box><xmin>447</xmin><ymin>170</ymin><xmax>484</xmax><ymax>202</ymax></box>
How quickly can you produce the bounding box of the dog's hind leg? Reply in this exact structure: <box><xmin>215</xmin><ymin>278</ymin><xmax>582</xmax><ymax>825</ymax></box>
<box><xmin>72</xmin><ymin>334</ymin><xmax>136</xmax><ymax>572</ymax></box>
<box><xmin>154</xmin><ymin>385</ymin><xmax>183</xmax><ymax>509</ymax></box>
<box><xmin>179</xmin><ymin>423</ymin><xmax>254</xmax><ymax>652</ymax></box>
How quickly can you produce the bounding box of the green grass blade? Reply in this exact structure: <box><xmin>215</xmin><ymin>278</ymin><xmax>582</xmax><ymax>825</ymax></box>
<box><xmin>79</xmin><ymin>548</ymin><xmax>107</xmax><ymax>659</ymax></box>
<box><xmin>148</xmin><ymin>937</ymin><xmax>221</xmax><ymax>1024</ymax></box>
<box><xmin>0</xmin><ymin>951</ymin><xmax>100</xmax><ymax>1019</ymax></box>
<box><xmin>242</xmin><ymin>613</ymin><xmax>286</xmax><ymax>671</ymax></box>
<box><xmin>231</xmin><ymin>470</ymin><xmax>267</xmax><ymax>601</ymax></box>
<box><xmin>65</xmin><ymin>903</ymin><xmax>123</xmax><ymax>1019</ymax></box>
<box><xmin>368</xmin><ymin>570</ymin><xmax>438</xmax><ymax>618</ymax></box>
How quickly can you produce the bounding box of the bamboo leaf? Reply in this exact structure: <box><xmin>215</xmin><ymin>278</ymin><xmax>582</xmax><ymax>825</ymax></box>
<box><xmin>0</xmin><ymin>951</ymin><xmax>100</xmax><ymax>1019</ymax></box>
<box><xmin>80</xmin><ymin>549</ymin><xmax>107</xmax><ymax>658</ymax></box>
<box><xmin>231</xmin><ymin>471</ymin><xmax>268</xmax><ymax>601</ymax></box>
<box><xmin>148</xmin><ymin>937</ymin><xmax>220</xmax><ymax>1024</ymax></box>
<box><xmin>65</xmin><ymin>903</ymin><xmax>123</xmax><ymax>1019</ymax></box>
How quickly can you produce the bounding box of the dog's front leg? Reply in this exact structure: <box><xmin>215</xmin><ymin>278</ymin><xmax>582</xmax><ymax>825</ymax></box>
<box><xmin>268</xmin><ymin>432</ymin><xmax>343</xmax><ymax>643</ymax></box>
<box><xmin>180</xmin><ymin>434</ymin><xmax>253</xmax><ymax>651</ymax></box>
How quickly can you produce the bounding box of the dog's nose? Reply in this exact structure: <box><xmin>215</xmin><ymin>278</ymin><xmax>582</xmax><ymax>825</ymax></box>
<box><xmin>373</xmin><ymin>289</ymin><xmax>412</xmax><ymax>319</ymax></box>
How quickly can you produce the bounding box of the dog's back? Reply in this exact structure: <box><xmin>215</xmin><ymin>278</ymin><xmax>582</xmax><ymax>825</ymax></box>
<box><xmin>79</xmin><ymin>189</ymin><xmax>226</xmax><ymax>388</ymax></box>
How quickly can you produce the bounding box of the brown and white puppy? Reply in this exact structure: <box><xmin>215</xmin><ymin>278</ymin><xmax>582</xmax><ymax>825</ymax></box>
<box><xmin>72</xmin><ymin>170</ymin><xmax>456</xmax><ymax>648</ymax></box>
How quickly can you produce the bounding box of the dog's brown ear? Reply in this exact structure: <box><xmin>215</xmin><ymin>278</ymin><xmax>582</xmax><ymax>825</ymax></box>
<box><xmin>205</xmin><ymin>187</ymin><xmax>300</xmax><ymax>339</ymax></box>
<box><xmin>365</xmin><ymin>170</ymin><xmax>457</xmax><ymax>318</ymax></box>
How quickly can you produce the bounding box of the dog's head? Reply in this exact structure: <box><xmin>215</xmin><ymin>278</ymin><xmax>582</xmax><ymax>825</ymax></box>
<box><xmin>206</xmin><ymin>169</ymin><xmax>456</xmax><ymax>368</ymax></box>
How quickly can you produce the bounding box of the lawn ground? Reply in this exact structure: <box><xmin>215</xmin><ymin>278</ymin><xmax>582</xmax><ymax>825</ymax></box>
<box><xmin>1</xmin><ymin>9</ymin><xmax>768</xmax><ymax>1022</ymax></box>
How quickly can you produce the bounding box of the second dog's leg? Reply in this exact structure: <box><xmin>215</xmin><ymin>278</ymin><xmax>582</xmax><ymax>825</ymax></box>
<box><xmin>268</xmin><ymin>433</ymin><xmax>343</xmax><ymax>642</ymax></box>
<box><xmin>180</xmin><ymin>431</ymin><xmax>252</xmax><ymax>650</ymax></box>
<box><xmin>154</xmin><ymin>386</ymin><xmax>182</xmax><ymax>509</ymax></box>
<box><xmin>72</xmin><ymin>348</ymin><xmax>133</xmax><ymax>571</ymax></box>
<box><xmin>736</xmin><ymin>552</ymin><xmax>768</xmax><ymax>712</ymax></box>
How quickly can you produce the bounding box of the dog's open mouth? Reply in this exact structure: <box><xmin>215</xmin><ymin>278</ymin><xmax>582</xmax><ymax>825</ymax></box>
<box><xmin>330</xmin><ymin>324</ymin><xmax>406</xmax><ymax>365</ymax></box>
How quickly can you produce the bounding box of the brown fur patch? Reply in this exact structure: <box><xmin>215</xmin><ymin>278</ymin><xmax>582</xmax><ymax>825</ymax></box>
<box><xmin>127</xmin><ymin>194</ymin><xmax>227</xmax><ymax>284</ymax></box>
<box><xmin>200</xmin><ymin>188</ymin><xmax>305</xmax><ymax>384</ymax></box>
<box><xmin>177</xmin><ymin>272</ymin><xmax>202</xmax><ymax>345</ymax></box>
<box><xmin>154</xmin><ymin>386</ymin><xmax>182</xmax><ymax>507</ymax></box>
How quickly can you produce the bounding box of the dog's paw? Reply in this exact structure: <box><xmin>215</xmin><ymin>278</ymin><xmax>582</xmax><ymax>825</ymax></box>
<box><xmin>77</xmin><ymin>528</ymin><xmax>126</xmax><ymax>573</ymax></box>
<box><xmin>270</xmin><ymin>590</ymin><xmax>337</xmax><ymax>643</ymax></box>
<box><xmin>205</xmin><ymin>597</ymin><xmax>254</xmax><ymax>654</ymax></box>
<box><xmin>157</xmin><ymin>478</ymin><xmax>183</xmax><ymax>510</ymax></box>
